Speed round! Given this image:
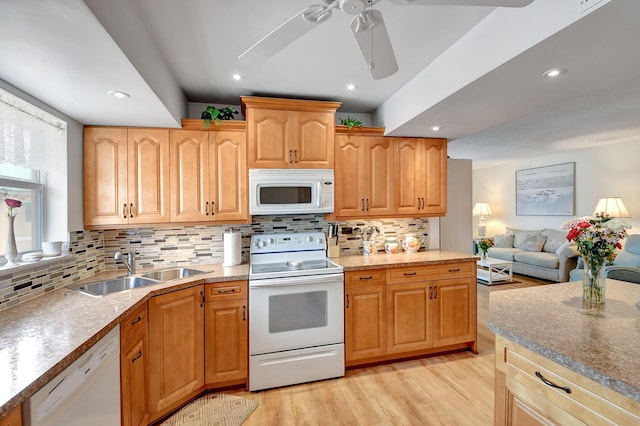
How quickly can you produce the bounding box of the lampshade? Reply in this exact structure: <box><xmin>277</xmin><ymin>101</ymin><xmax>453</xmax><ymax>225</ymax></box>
<box><xmin>472</xmin><ymin>203</ymin><xmax>492</xmax><ymax>218</ymax></box>
<box><xmin>593</xmin><ymin>197</ymin><xmax>630</xmax><ymax>218</ymax></box>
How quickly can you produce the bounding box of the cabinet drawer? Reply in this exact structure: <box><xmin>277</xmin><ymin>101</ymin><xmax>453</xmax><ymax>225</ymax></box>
<box><xmin>205</xmin><ymin>280</ymin><xmax>247</xmax><ymax>302</ymax></box>
<box><xmin>121</xmin><ymin>303</ymin><xmax>147</xmax><ymax>346</ymax></box>
<box><xmin>497</xmin><ymin>337</ymin><xmax>640</xmax><ymax>425</ymax></box>
<box><xmin>387</xmin><ymin>262</ymin><xmax>474</xmax><ymax>283</ymax></box>
<box><xmin>345</xmin><ymin>270</ymin><xmax>386</xmax><ymax>287</ymax></box>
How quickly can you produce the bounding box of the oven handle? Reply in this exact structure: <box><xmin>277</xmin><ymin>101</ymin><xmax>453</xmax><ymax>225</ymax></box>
<box><xmin>249</xmin><ymin>273</ymin><xmax>344</xmax><ymax>288</ymax></box>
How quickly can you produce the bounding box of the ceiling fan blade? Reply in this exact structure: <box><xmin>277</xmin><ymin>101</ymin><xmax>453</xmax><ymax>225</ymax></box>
<box><xmin>238</xmin><ymin>5</ymin><xmax>333</xmax><ymax>64</ymax></box>
<box><xmin>350</xmin><ymin>10</ymin><xmax>398</xmax><ymax>80</ymax></box>
<box><xmin>390</xmin><ymin>0</ymin><xmax>534</xmax><ymax>7</ymax></box>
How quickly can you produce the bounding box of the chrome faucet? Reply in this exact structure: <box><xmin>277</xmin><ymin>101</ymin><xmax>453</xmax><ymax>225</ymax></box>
<box><xmin>115</xmin><ymin>251</ymin><xmax>136</xmax><ymax>275</ymax></box>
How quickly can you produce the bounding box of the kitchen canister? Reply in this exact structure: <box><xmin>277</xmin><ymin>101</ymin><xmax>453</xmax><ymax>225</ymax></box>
<box><xmin>384</xmin><ymin>237</ymin><xmax>399</xmax><ymax>254</ymax></box>
<box><xmin>223</xmin><ymin>228</ymin><xmax>242</xmax><ymax>266</ymax></box>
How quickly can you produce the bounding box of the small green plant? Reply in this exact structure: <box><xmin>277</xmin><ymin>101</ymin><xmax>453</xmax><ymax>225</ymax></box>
<box><xmin>339</xmin><ymin>116</ymin><xmax>363</xmax><ymax>130</ymax></box>
<box><xmin>200</xmin><ymin>106</ymin><xmax>239</xmax><ymax>129</ymax></box>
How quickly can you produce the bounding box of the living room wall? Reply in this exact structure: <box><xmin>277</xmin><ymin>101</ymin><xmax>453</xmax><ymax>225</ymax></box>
<box><xmin>472</xmin><ymin>139</ymin><xmax>640</xmax><ymax>239</ymax></box>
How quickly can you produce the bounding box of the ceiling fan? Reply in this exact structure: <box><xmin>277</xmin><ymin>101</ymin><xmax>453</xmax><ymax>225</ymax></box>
<box><xmin>238</xmin><ymin>0</ymin><xmax>534</xmax><ymax>80</ymax></box>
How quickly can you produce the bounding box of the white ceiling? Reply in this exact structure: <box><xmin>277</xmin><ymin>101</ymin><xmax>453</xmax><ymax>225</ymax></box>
<box><xmin>1</xmin><ymin>0</ymin><xmax>637</xmax><ymax>168</ymax></box>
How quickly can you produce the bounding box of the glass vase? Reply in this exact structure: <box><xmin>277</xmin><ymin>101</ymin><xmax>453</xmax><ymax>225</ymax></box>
<box><xmin>583</xmin><ymin>254</ymin><xmax>606</xmax><ymax>304</ymax></box>
<box><xmin>5</xmin><ymin>215</ymin><xmax>18</xmax><ymax>265</ymax></box>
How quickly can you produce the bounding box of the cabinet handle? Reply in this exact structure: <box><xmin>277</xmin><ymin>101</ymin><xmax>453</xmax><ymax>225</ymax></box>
<box><xmin>130</xmin><ymin>315</ymin><xmax>142</xmax><ymax>326</ymax></box>
<box><xmin>242</xmin><ymin>305</ymin><xmax>246</xmax><ymax>321</ymax></box>
<box><xmin>361</xmin><ymin>199</ymin><xmax>365</xmax><ymax>211</ymax></box>
<box><xmin>132</xmin><ymin>350</ymin><xmax>142</xmax><ymax>363</ymax></box>
<box><xmin>205</xmin><ymin>201</ymin><xmax>209</xmax><ymax>216</ymax></box>
<box><xmin>421</xmin><ymin>197</ymin><xmax>425</xmax><ymax>209</ymax></box>
<box><xmin>403</xmin><ymin>272</ymin><xmax>417</xmax><ymax>277</ymax></box>
<box><xmin>122</xmin><ymin>204</ymin><xmax>127</xmax><ymax>219</ymax></box>
<box><xmin>359</xmin><ymin>276</ymin><xmax>373</xmax><ymax>280</ymax></box>
<box><xmin>217</xmin><ymin>288</ymin><xmax>236</xmax><ymax>293</ymax></box>
<box><xmin>200</xmin><ymin>290</ymin><xmax>204</xmax><ymax>308</ymax></box>
<box><xmin>129</xmin><ymin>203</ymin><xmax>133</xmax><ymax>218</ymax></box>
<box><xmin>448</xmin><ymin>268</ymin><xmax>460</xmax><ymax>272</ymax></box>
<box><xmin>346</xmin><ymin>294</ymin><xmax>350</xmax><ymax>309</ymax></box>
<box><xmin>289</xmin><ymin>149</ymin><xmax>293</xmax><ymax>163</ymax></box>
<box><xmin>429</xmin><ymin>286</ymin><xmax>433</xmax><ymax>299</ymax></box>
<box><xmin>211</xmin><ymin>201</ymin><xmax>215</xmax><ymax>216</ymax></box>
<box><xmin>434</xmin><ymin>286</ymin><xmax>437</xmax><ymax>299</ymax></box>
<box><xmin>535</xmin><ymin>371</ymin><xmax>572</xmax><ymax>394</ymax></box>
<box><xmin>366</xmin><ymin>198</ymin><xmax>369</xmax><ymax>211</ymax></box>
<box><xmin>294</xmin><ymin>149</ymin><xmax>298</xmax><ymax>163</ymax></box>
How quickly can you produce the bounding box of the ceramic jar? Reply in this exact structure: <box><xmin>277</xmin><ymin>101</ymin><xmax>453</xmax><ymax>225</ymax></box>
<box><xmin>384</xmin><ymin>237</ymin><xmax>399</xmax><ymax>254</ymax></box>
<box><xmin>401</xmin><ymin>233</ymin><xmax>425</xmax><ymax>252</ymax></box>
<box><xmin>363</xmin><ymin>240</ymin><xmax>377</xmax><ymax>256</ymax></box>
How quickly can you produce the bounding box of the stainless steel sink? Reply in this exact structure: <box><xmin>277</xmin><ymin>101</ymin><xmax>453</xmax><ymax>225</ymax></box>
<box><xmin>140</xmin><ymin>267</ymin><xmax>206</xmax><ymax>281</ymax></box>
<box><xmin>70</xmin><ymin>276</ymin><xmax>160</xmax><ymax>297</ymax></box>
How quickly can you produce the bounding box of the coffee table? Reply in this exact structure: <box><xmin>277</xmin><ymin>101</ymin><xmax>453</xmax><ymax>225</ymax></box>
<box><xmin>477</xmin><ymin>258</ymin><xmax>513</xmax><ymax>285</ymax></box>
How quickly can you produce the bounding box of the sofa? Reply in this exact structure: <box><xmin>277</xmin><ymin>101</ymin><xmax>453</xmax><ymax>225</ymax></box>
<box><xmin>569</xmin><ymin>234</ymin><xmax>640</xmax><ymax>284</ymax></box>
<box><xmin>487</xmin><ymin>227</ymin><xmax>580</xmax><ymax>282</ymax></box>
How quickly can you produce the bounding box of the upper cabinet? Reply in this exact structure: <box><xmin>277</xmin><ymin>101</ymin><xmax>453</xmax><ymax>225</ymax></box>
<box><xmin>169</xmin><ymin>123</ymin><xmax>247</xmax><ymax>223</ymax></box>
<box><xmin>84</xmin><ymin>127</ymin><xmax>170</xmax><ymax>227</ymax></box>
<box><xmin>242</xmin><ymin>96</ymin><xmax>340</xmax><ymax>169</ymax></box>
<box><xmin>393</xmin><ymin>138</ymin><xmax>447</xmax><ymax>216</ymax></box>
<box><xmin>335</xmin><ymin>127</ymin><xmax>394</xmax><ymax>218</ymax></box>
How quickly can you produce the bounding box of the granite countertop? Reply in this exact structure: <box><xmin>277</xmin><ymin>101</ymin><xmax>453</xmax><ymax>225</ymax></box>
<box><xmin>0</xmin><ymin>250</ymin><xmax>475</xmax><ymax>416</ymax></box>
<box><xmin>488</xmin><ymin>279</ymin><xmax>640</xmax><ymax>403</ymax></box>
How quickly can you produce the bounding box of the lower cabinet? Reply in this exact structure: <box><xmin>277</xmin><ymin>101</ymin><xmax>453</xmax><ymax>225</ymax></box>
<box><xmin>120</xmin><ymin>304</ymin><xmax>149</xmax><ymax>426</ymax></box>
<box><xmin>345</xmin><ymin>262</ymin><xmax>477</xmax><ymax>367</ymax></box>
<box><xmin>204</xmin><ymin>281</ymin><xmax>248</xmax><ymax>387</ymax></box>
<box><xmin>495</xmin><ymin>335</ymin><xmax>640</xmax><ymax>425</ymax></box>
<box><xmin>0</xmin><ymin>404</ymin><xmax>21</xmax><ymax>426</ymax></box>
<box><xmin>148</xmin><ymin>285</ymin><xmax>205</xmax><ymax>422</ymax></box>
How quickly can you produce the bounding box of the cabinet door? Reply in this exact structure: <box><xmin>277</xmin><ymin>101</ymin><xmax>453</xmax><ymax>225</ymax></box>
<box><xmin>148</xmin><ymin>285</ymin><xmax>204</xmax><ymax>419</ymax></box>
<box><xmin>393</xmin><ymin>138</ymin><xmax>423</xmax><ymax>215</ymax></box>
<box><xmin>127</xmin><ymin>128</ymin><xmax>170</xmax><ymax>224</ymax></box>
<box><xmin>83</xmin><ymin>127</ymin><xmax>128</xmax><ymax>226</ymax></box>
<box><xmin>432</xmin><ymin>277</ymin><xmax>476</xmax><ymax>348</ymax></box>
<box><xmin>170</xmin><ymin>130</ymin><xmax>209</xmax><ymax>222</ymax></box>
<box><xmin>209</xmin><ymin>130</ymin><xmax>248</xmax><ymax>222</ymax></box>
<box><xmin>422</xmin><ymin>139</ymin><xmax>447</xmax><ymax>215</ymax></box>
<box><xmin>365</xmin><ymin>136</ymin><xmax>394</xmax><ymax>216</ymax></box>
<box><xmin>335</xmin><ymin>134</ymin><xmax>366</xmax><ymax>217</ymax></box>
<box><xmin>247</xmin><ymin>108</ymin><xmax>292</xmax><ymax>168</ymax></box>
<box><xmin>387</xmin><ymin>282</ymin><xmax>432</xmax><ymax>353</ymax></box>
<box><xmin>205</xmin><ymin>299</ymin><xmax>247</xmax><ymax>385</ymax></box>
<box><xmin>121</xmin><ymin>332</ymin><xmax>149</xmax><ymax>426</ymax></box>
<box><xmin>293</xmin><ymin>111</ymin><xmax>334</xmax><ymax>168</ymax></box>
<box><xmin>345</xmin><ymin>284</ymin><xmax>387</xmax><ymax>362</ymax></box>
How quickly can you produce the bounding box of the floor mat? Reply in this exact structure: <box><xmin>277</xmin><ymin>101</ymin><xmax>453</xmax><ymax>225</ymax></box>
<box><xmin>161</xmin><ymin>393</ymin><xmax>258</xmax><ymax>426</ymax></box>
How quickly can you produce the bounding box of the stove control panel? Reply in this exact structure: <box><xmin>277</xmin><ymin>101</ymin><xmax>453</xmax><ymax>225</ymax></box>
<box><xmin>251</xmin><ymin>232</ymin><xmax>326</xmax><ymax>254</ymax></box>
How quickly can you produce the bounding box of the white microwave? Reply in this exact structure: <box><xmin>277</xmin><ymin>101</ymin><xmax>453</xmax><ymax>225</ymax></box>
<box><xmin>249</xmin><ymin>169</ymin><xmax>334</xmax><ymax>215</ymax></box>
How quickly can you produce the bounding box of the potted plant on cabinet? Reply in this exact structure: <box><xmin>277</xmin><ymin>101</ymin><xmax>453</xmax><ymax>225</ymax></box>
<box><xmin>339</xmin><ymin>116</ymin><xmax>363</xmax><ymax>130</ymax></box>
<box><xmin>200</xmin><ymin>106</ymin><xmax>239</xmax><ymax>129</ymax></box>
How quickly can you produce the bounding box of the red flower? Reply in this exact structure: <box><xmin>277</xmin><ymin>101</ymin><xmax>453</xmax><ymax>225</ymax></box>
<box><xmin>577</xmin><ymin>221</ymin><xmax>591</xmax><ymax>229</ymax></box>
<box><xmin>4</xmin><ymin>199</ymin><xmax>22</xmax><ymax>209</ymax></box>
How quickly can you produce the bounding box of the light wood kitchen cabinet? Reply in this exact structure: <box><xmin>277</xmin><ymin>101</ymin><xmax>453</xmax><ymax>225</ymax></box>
<box><xmin>393</xmin><ymin>138</ymin><xmax>447</xmax><ymax>216</ymax></box>
<box><xmin>169</xmin><ymin>124</ymin><xmax>247</xmax><ymax>223</ymax></box>
<box><xmin>148</xmin><ymin>284</ymin><xmax>205</xmax><ymax>422</ymax></box>
<box><xmin>344</xmin><ymin>270</ymin><xmax>387</xmax><ymax>365</ymax></box>
<box><xmin>335</xmin><ymin>127</ymin><xmax>394</xmax><ymax>218</ymax></box>
<box><xmin>204</xmin><ymin>281</ymin><xmax>248</xmax><ymax>387</ymax></box>
<box><xmin>84</xmin><ymin>127</ymin><xmax>170</xmax><ymax>227</ymax></box>
<box><xmin>242</xmin><ymin>96</ymin><xmax>340</xmax><ymax>169</ymax></box>
<box><xmin>0</xmin><ymin>404</ymin><xmax>21</xmax><ymax>426</ymax></box>
<box><xmin>494</xmin><ymin>335</ymin><xmax>640</xmax><ymax>426</ymax></box>
<box><xmin>120</xmin><ymin>304</ymin><xmax>149</xmax><ymax>426</ymax></box>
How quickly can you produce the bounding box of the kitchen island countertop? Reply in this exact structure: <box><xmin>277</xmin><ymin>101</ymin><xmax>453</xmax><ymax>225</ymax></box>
<box><xmin>336</xmin><ymin>250</ymin><xmax>477</xmax><ymax>271</ymax></box>
<box><xmin>489</xmin><ymin>279</ymin><xmax>640</xmax><ymax>403</ymax></box>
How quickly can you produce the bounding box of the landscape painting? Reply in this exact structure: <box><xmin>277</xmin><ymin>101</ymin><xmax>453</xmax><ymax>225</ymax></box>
<box><xmin>516</xmin><ymin>162</ymin><xmax>575</xmax><ymax>216</ymax></box>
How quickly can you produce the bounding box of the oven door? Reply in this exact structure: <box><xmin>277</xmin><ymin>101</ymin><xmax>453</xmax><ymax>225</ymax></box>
<box><xmin>249</xmin><ymin>273</ymin><xmax>344</xmax><ymax>355</ymax></box>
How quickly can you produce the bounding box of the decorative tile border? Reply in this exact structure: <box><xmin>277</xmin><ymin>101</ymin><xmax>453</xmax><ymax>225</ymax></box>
<box><xmin>0</xmin><ymin>216</ymin><xmax>431</xmax><ymax>311</ymax></box>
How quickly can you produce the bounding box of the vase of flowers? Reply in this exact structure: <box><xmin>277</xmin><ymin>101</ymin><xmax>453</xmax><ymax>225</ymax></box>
<box><xmin>4</xmin><ymin>198</ymin><xmax>22</xmax><ymax>265</ymax></box>
<box><xmin>563</xmin><ymin>213</ymin><xmax>630</xmax><ymax>304</ymax></box>
<box><xmin>476</xmin><ymin>238</ymin><xmax>493</xmax><ymax>260</ymax></box>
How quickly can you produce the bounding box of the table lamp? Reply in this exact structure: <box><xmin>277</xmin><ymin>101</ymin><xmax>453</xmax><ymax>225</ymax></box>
<box><xmin>593</xmin><ymin>197</ymin><xmax>630</xmax><ymax>218</ymax></box>
<box><xmin>473</xmin><ymin>202</ymin><xmax>492</xmax><ymax>238</ymax></box>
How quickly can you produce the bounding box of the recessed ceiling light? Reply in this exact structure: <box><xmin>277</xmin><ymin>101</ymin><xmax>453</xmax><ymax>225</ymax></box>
<box><xmin>345</xmin><ymin>83</ymin><xmax>357</xmax><ymax>91</ymax></box>
<box><xmin>107</xmin><ymin>90</ymin><xmax>130</xmax><ymax>99</ymax></box>
<box><xmin>430</xmin><ymin>126</ymin><xmax>441</xmax><ymax>132</ymax></box>
<box><xmin>232</xmin><ymin>73</ymin><xmax>243</xmax><ymax>81</ymax></box>
<box><xmin>542</xmin><ymin>68</ymin><xmax>567</xmax><ymax>78</ymax></box>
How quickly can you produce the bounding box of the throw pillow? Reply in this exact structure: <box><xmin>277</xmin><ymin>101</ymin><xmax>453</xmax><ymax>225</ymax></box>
<box><xmin>520</xmin><ymin>235</ymin><xmax>547</xmax><ymax>252</ymax></box>
<box><xmin>541</xmin><ymin>229</ymin><xmax>569</xmax><ymax>253</ymax></box>
<box><xmin>493</xmin><ymin>234</ymin><xmax>514</xmax><ymax>248</ymax></box>
<box><xmin>512</xmin><ymin>229</ymin><xmax>542</xmax><ymax>250</ymax></box>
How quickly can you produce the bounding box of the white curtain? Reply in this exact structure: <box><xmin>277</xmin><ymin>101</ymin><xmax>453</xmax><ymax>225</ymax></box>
<box><xmin>0</xmin><ymin>88</ymin><xmax>66</xmax><ymax>175</ymax></box>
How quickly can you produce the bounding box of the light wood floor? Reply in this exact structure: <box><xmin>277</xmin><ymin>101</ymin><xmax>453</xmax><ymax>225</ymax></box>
<box><xmin>229</xmin><ymin>274</ymin><xmax>552</xmax><ymax>425</ymax></box>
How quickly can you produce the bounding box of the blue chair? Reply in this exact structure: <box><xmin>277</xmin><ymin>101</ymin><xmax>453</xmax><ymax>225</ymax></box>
<box><xmin>569</xmin><ymin>234</ymin><xmax>640</xmax><ymax>284</ymax></box>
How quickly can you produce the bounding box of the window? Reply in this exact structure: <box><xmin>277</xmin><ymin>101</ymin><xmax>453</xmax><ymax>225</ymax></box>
<box><xmin>0</xmin><ymin>87</ymin><xmax>67</xmax><ymax>263</ymax></box>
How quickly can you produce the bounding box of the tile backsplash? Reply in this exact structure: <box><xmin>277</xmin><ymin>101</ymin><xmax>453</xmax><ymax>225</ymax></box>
<box><xmin>0</xmin><ymin>215</ymin><xmax>430</xmax><ymax>310</ymax></box>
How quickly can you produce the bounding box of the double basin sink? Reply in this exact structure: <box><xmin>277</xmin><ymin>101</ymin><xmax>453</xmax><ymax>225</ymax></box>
<box><xmin>70</xmin><ymin>267</ymin><xmax>206</xmax><ymax>297</ymax></box>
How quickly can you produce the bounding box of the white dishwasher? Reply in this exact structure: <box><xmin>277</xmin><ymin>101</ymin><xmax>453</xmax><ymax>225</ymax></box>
<box><xmin>27</xmin><ymin>325</ymin><xmax>121</xmax><ymax>426</ymax></box>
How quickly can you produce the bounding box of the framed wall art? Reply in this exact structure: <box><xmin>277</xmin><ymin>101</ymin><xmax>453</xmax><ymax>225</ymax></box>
<box><xmin>516</xmin><ymin>162</ymin><xmax>575</xmax><ymax>216</ymax></box>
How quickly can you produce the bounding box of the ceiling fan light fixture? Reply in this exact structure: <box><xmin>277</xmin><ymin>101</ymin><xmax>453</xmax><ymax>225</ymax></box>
<box><xmin>542</xmin><ymin>68</ymin><xmax>567</xmax><ymax>78</ymax></box>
